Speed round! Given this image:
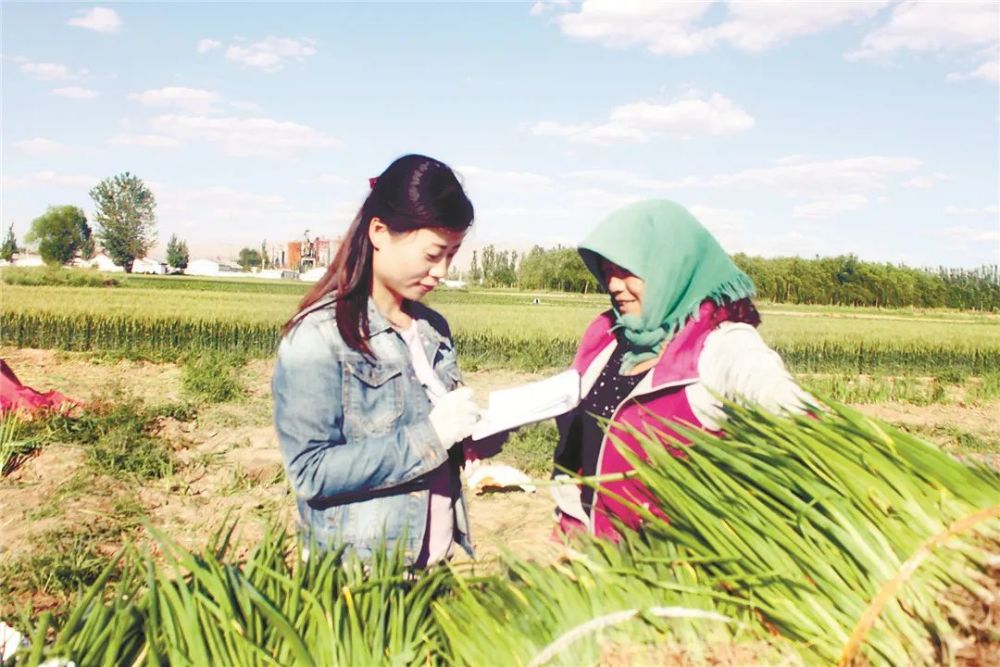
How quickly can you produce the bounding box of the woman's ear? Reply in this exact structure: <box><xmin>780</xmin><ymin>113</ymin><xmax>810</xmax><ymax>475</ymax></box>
<box><xmin>368</xmin><ymin>217</ymin><xmax>387</xmax><ymax>251</ymax></box>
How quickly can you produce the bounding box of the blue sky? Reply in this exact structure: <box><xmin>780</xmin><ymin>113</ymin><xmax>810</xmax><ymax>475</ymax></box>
<box><xmin>3</xmin><ymin>1</ymin><xmax>998</xmax><ymax>268</ymax></box>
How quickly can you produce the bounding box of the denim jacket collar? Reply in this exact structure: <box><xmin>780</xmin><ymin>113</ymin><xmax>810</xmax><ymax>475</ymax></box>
<box><xmin>365</xmin><ymin>298</ymin><xmax>393</xmax><ymax>336</ymax></box>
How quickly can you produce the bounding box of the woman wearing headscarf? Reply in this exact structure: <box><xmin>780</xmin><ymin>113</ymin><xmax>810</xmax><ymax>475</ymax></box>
<box><xmin>552</xmin><ymin>199</ymin><xmax>812</xmax><ymax>539</ymax></box>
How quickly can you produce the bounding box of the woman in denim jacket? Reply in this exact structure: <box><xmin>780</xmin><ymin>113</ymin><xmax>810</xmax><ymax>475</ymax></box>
<box><xmin>273</xmin><ymin>154</ymin><xmax>493</xmax><ymax>565</ymax></box>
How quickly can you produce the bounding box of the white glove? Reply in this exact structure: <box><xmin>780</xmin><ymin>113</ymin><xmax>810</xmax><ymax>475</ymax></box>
<box><xmin>429</xmin><ymin>387</ymin><xmax>481</xmax><ymax>448</ymax></box>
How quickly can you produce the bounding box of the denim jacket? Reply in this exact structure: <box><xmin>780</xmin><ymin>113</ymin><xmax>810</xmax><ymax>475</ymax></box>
<box><xmin>272</xmin><ymin>297</ymin><xmax>472</xmax><ymax>562</ymax></box>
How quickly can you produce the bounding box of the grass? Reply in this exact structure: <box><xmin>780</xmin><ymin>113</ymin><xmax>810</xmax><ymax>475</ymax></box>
<box><xmin>180</xmin><ymin>352</ymin><xmax>247</xmax><ymax>403</ymax></box>
<box><xmin>19</xmin><ymin>393</ymin><xmax>194</xmax><ymax>480</ymax></box>
<box><xmin>801</xmin><ymin>374</ymin><xmax>948</xmax><ymax>405</ymax></box>
<box><xmin>901</xmin><ymin>423</ymin><xmax>998</xmax><ymax>456</ymax></box>
<box><xmin>0</xmin><ymin>484</ymin><xmax>149</xmax><ymax>620</ymax></box>
<box><xmin>966</xmin><ymin>372</ymin><xmax>1000</xmax><ymax>404</ymax></box>
<box><xmin>0</xmin><ymin>266</ymin><xmax>120</xmax><ymax>288</ymax></box>
<box><xmin>26</xmin><ymin>468</ymin><xmax>95</xmax><ymax>521</ymax></box>
<box><xmin>1</xmin><ymin>413</ymin><xmax>39</xmax><ymax>477</ymax></box>
<box><xmin>498</xmin><ymin>421</ymin><xmax>559</xmax><ymax>477</ymax></box>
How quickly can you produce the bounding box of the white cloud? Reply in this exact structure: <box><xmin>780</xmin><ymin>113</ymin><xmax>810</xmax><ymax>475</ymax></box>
<box><xmin>687</xmin><ymin>204</ymin><xmax>748</xmax><ymax>227</ymax></box>
<box><xmin>539</xmin><ymin>0</ymin><xmax>996</xmax><ymax>86</ymax></box>
<box><xmin>67</xmin><ymin>7</ymin><xmax>122</xmax><ymax>33</ymax></box>
<box><xmin>553</xmin><ymin>1</ymin><xmax>715</xmax><ymax>56</ymax></box>
<box><xmin>17</xmin><ymin>59</ymin><xmax>82</xmax><ymax>81</ymax></box>
<box><xmin>568</xmin><ymin>156</ymin><xmax>932</xmax><ymax>224</ymax></box>
<box><xmin>542</xmin><ymin>1</ymin><xmax>886</xmax><ymax>55</ymax></box>
<box><xmin>687</xmin><ymin>204</ymin><xmax>749</xmax><ymax>247</ymax></box>
<box><xmin>108</xmin><ymin>133</ymin><xmax>180</xmax><ymax>148</ymax></box>
<box><xmin>570</xmin><ymin>156</ymin><xmax>929</xmax><ymax>200</ymax></box>
<box><xmin>147</xmin><ymin>114</ymin><xmax>342</xmax><ymax>157</ymax></box>
<box><xmin>151</xmin><ymin>183</ymin><xmax>339</xmax><ymax>252</ymax></box>
<box><xmin>230</xmin><ymin>100</ymin><xmax>264</xmax><ymax>114</ymax></box>
<box><xmin>793</xmin><ymin>194</ymin><xmax>869</xmax><ymax>220</ymax></box>
<box><xmin>947</xmin><ymin>47</ymin><xmax>1000</xmax><ymax>84</ymax></box>
<box><xmin>902</xmin><ymin>171</ymin><xmax>950</xmax><ymax>189</ymax></box>
<box><xmin>707</xmin><ymin>1</ymin><xmax>888</xmax><ymax>53</ymax></box>
<box><xmin>197</xmin><ymin>38</ymin><xmax>223</xmax><ymax>54</ymax></box>
<box><xmin>848</xmin><ymin>1</ymin><xmax>998</xmax><ymax>61</ymax></box>
<box><xmin>944</xmin><ymin>204</ymin><xmax>1000</xmax><ymax>217</ymax></box>
<box><xmin>529</xmin><ymin>1</ymin><xmax>571</xmax><ymax>18</ymax></box>
<box><xmin>1</xmin><ymin>170</ymin><xmax>96</xmax><ymax>190</ymax></box>
<box><xmin>456</xmin><ymin>165</ymin><xmax>553</xmax><ymax>189</ymax></box>
<box><xmin>664</xmin><ymin>155</ymin><xmax>924</xmax><ymax>197</ymax></box>
<box><xmin>51</xmin><ymin>86</ymin><xmax>99</xmax><ymax>100</ymax></box>
<box><xmin>743</xmin><ymin>226</ymin><xmax>827</xmax><ymax>259</ymax></box>
<box><xmin>936</xmin><ymin>225</ymin><xmax>1000</xmax><ymax>243</ymax></box>
<box><xmin>303</xmin><ymin>174</ymin><xmax>348</xmax><ymax>186</ymax></box>
<box><xmin>568</xmin><ymin>168</ymin><xmax>693</xmax><ymax>192</ymax></box>
<box><xmin>14</xmin><ymin>138</ymin><xmax>71</xmax><ymax>157</ymax></box>
<box><xmin>225</xmin><ymin>36</ymin><xmax>318</xmax><ymax>72</ymax></box>
<box><xmin>932</xmin><ymin>225</ymin><xmax>1000</xmax><ymax>263</ymax></box>
<box><xmin>532</xmin><ymin>91</ymin><xmax>754</xmax><ymax>144</ymax></box>
<box><xmin>128</xmin><ymin>87</ymin><xmax>223</xmax><ymax>114</ymax></box>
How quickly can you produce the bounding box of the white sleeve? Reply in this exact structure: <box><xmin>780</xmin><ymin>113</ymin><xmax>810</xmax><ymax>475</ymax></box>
<box><xmin>688</xmin><ymin>322</ymin><xmax>814</xmax><ymax>431</ymax></box>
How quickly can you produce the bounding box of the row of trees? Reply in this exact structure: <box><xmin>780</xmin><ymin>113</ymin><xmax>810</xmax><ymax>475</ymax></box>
<box><xmin>3</xmin><ymin>172</ymin><xmax>195</xmax><ymax>273</ymax></box>
<box><xmin>461</xmin><ymin>244</ymin><xmax>1000</xmax><ymax>310</ymax></box>
<box><xmin>732</xmin><ymin>254</ymin><xmax>1000</xmax><ymax>310</ymax></box>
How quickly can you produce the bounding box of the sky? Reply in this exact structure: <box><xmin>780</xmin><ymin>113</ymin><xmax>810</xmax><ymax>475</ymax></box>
<box><xmin>2</xmin><ymin>1</ymin><xmax>999</xmax><ymax>269</ymax></box>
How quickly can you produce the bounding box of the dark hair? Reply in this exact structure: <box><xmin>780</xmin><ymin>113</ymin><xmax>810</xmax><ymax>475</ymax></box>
<box><xmin>283</xmin><ymin>154</ymin><xmax>474</xmax><ymax>356</ymax></box>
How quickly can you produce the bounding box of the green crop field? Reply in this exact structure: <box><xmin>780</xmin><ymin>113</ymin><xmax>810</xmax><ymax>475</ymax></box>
<box><xmin>3</xmin><ymin>276</ymin><xmax>999</xmax><ymax>375</ymax></box>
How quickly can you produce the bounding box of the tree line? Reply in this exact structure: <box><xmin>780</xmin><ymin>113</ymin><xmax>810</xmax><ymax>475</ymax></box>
<box><xmin>1</xmin><ymin>172</ymin><xmax>192</xmax><ymax>274</ymax></box>
<box><xmin>5</xmin><ymin>183</ymin><xmax>997</xmax><ymax>310</ymax></box>
<box><xmin>463</xmin><ymin>244</ymin><xmax>1000</xmax><ymax>311</ymax></box>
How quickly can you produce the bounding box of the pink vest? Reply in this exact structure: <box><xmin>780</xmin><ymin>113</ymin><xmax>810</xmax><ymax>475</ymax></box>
<box><xmin>571</xmin><ymin>300</ymin><xmax>743</xmax><ymax>539</ymax></box>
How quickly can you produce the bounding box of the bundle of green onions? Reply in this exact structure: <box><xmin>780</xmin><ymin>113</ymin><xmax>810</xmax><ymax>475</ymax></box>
<box><xmin>12</xmin><ymin>401</ymin><xmax>997</xmax><ymax>666</ymax></box>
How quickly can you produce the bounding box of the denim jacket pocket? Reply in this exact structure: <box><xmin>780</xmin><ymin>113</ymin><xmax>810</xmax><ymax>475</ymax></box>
<box><xmin>343</xmin><ymin>359</ymin><xmax>405</xmax><ymax>434</ymax></box>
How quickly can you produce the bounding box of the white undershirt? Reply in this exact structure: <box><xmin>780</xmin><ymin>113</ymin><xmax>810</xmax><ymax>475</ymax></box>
<box><xmin>397</xmin><ymin>322</ymin><xmax>454</xmax><ymax>564</ymax></box>
<box><xmin>398</xmin><ymin>323</ymin><xmax>449</xmax><ymax>398</ymax></box>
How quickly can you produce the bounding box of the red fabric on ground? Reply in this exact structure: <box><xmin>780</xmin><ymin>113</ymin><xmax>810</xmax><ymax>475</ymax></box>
<box><xmin>0</xmin><ymin>359</ymin><xmax>77</xmax><ymax>414</ymax></box>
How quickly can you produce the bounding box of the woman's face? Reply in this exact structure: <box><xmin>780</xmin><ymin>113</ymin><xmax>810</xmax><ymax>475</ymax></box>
<box><xmin>601</xmin><ymin>259</ymin><xmax>645</xmax><ymax>316</ymax></box>
<box><xmin>370</xmin><ymin>218</ymin><xmax>466</xmax><ymax>302</ymax></box>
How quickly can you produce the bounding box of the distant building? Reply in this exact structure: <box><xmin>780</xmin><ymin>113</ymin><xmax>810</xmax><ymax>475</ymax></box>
<box><xmin>441</xmin><ymin>279</ymin><xmax>467</xmax><ymax>289</ymax></box>
<box><xmin>77</xmin><ymin>253</ymin><xmax>125</xmax><ymax>273</ymax></box>
<box><xmin>186</xmin><ymin>259</ymin><xmax>220</xmax><ymax>276</ymax></box>
<box><xmin>11</xmin><ymin>254</ymin><xmax>45</xmax><ymax>268</ymax></box>
<box><xmin>283</xmin><ymin>231</ymin><xmax>340</xmax><ymax>272</ymax></box>
<box><xmin>131</xmin><ymin>257</ymin><xmax>168</xmax><ymax>275</ymax></box>
<box><xmin>299</xmin><ymin>266</ymin><xmax>328</xmax><ymax>283</ymax></box>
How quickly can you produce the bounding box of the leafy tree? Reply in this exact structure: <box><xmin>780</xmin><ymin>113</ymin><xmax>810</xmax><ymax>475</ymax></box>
<box><xmin>237</xmin><ymin>247</ymin><xmax>262</xmax><ymax>271</ymax></box>
<box><xmin>166</xmin><ymin>234</ymin><xmax>190</xmax><ymax>270</ymax></box>
<box><xmin>90</xmin><ymin>172</ymin><xmax>157</xmax><ymax>273</ymax></box>
<box><xmin>0</xmin><ymin>224</ymin><xmax>19</xmax><ymax>262</ymax></box>
<box><xmin>24</xmin><ymin>205</ymin><xmax>90</xmax><ymax>265</ymax></box>
<box><xmin>78</xmin><ymin>220</ymin><xmax>96</xmax><ymax>260</ymax></box>
<box><xmin>468</xmin><ymin>250</ymin><xmax>481</xmax><ymax>284</ymax></box>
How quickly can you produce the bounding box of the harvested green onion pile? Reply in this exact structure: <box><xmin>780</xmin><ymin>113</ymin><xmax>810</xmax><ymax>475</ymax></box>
<box><xmin>14</xmin><ymin>402</ymin><xmax>999</xmax><ymax>666</ymax></box>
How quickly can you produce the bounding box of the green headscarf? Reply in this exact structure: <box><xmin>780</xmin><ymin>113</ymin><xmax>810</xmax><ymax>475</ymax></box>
<box><xmin>579</xmin><ymin>199</ymin><xmax>755</xmax><ymax>374</ymax></box>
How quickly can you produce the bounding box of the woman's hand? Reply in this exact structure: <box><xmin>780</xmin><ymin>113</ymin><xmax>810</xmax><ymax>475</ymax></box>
<box><xmin>429</xmin><ymin>387</ymin><xmax>482</xmax><ymax>448</ymax></box>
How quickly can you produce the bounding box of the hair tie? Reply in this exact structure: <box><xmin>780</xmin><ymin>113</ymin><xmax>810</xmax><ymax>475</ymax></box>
<box><xmin>368</xmin><ymin>177</ymin><xmax>378</xmax><ymax>189</ymax></box>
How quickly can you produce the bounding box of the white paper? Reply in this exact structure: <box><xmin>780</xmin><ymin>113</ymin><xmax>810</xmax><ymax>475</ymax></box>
<box><xmin>472</xmin><ymin>369</ymin><xmax>581</xmax><ymax>440</ymax></box>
